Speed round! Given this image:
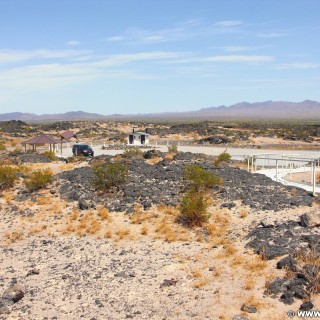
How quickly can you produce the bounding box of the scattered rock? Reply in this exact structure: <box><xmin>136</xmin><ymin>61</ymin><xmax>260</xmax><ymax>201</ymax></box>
<box><xmin>300</xmin><ymin>301</ymin><xmax>314</xmax><ymax>311</ymax></box>
<box><xmin>232</xmin><ymin>315</ymin><xmax>250</xmax><ymax>320</ymax></box>
<box><xmin>160</xmin><ymin>279</ymin><xmax>178</xmax><ymax>288</ymax></box>
<box><xmin>300</xmin><ymin>211</ymin><xmax>320</xmax><ymax>227</ymax></box>
<box><xmin>2</xmin><ymin>284</ymin><xmax>25</xmax><ymax>304</ymax></box>
<box><xmin>240</xmin><ymin>304</ymin><xmax>257</xmax><ymax>313</ymax></box>
<box><xmin>276</xmin><ymin>256</ymin><xmax>296</xmax><ymax>270</ymax></box>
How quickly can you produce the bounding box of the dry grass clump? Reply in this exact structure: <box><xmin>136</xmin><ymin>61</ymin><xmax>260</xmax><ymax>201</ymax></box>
<box><xmin>246</xmin><ymin>256</ymin><xmax>268</xmax><ymax>272</ymax></box>
<box><xmin>206</xmin><ymin>209</ymin><xmax>230</xmax><ymax>244</ymax></box>
<box><xmin>4</xmin><ymin>229</ymin><xmax>24</xmax><ymax>243</ymax></box>
<box><xmin>70</xmin><ymin>209</ymin><xmax>80</xmax><ymax>221</ymax></box>
<box><xmin>243</xmin><ymin>275</ymin><xmax>255</xmax><ymax>290</ymax></box>
<box><xmin>37</xmin><ymin>195</ymin><xmax>51</xmax><ymax>205</ymax></box>
<box><xmin>239</xmin><ymin>207</ymin><xmax>249</xmax><ymax>219</ymax></box>
<box><xmin>146</xmin><ymin>157</ymin><xmax>162</xmax><ymax>165</ymax></box>
<box><xmin>115</xmin><ymin>227</ymin><xmax>131</xmax><ymax>240</ymax></box>
<box><xmin>140</xmin><ymin>224</ymin><xmax>148</xmax><ymax>235</ymax></box>
<box><xmin>155</xmin><ymin>217</ymin><xmax>179</xmax><ymax>242</ymax></box>
<box><xmin>97</xmin><ymin>206</ymin><xmax>110</xmax><ymax>221</ymax></box>
<box><xmin>293</xmin><ymin>246</ymin><xmax>320</xmax><ymax>295</ymax></box>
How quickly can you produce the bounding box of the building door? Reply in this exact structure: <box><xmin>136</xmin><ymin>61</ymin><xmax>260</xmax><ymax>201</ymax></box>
<box><xmin>140</xmin><ymin>135</ymin><xmax>145</xmax><ymax>144</ymax></box>
<box><xmin>129</xmin><ymin>135</ymin><xmax>134</xmax><ymax>144</ymax></box>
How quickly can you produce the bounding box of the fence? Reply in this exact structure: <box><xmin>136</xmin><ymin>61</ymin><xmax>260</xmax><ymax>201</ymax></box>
<box><xmin>246</xmin><ymin>153</ymin><xmax>320</xmax><ymax>195</ymax></box>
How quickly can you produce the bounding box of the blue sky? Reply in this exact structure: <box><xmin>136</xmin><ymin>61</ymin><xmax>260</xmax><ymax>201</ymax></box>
<box><xmin>0</xmin><ymin>0</ymin><xmax>320</xmax><ymax>115</ymax></box>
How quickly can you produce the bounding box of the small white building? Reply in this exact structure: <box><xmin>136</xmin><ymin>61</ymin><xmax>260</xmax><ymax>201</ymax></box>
<box><xmin>127</xmin><ymin>129</ymin><xmax>150</xmax><ymax>145</ymax></box>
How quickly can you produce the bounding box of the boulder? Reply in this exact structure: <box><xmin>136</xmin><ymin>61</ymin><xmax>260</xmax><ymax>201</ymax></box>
<box><xmin>300</xmin><ymin>211</ymin><xmax>320</xmax><ymax>228</ymax></box>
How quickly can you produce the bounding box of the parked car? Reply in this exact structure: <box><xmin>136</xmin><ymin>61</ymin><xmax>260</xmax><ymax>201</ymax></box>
<box><xmin>72</xmin><ymin>144</ymin><xmax>94</xmax><ymax>157</ymax></box>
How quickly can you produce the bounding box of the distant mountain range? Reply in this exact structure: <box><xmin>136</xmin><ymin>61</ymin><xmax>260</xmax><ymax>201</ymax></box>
<box><xmin>1</xmin><ymin>100</ymin><xmax>320</xmax><ymax>121</ymax></box>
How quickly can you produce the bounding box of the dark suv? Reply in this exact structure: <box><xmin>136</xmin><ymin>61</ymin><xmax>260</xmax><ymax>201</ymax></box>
<box><xmin>72</xmin><ymin>144</ymin><xmax>94</xmax><ymax>157</ymax></box>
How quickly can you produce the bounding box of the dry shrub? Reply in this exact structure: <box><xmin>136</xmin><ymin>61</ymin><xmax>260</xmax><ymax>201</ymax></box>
<box><xmin>239</xmin><ymin>207</ymin><xmax>249</xmax><ymax>218</ymax></box>
<box><xmin>224</xmin><ymin>242</ymin><xmax>237</xmax><ymax>257</ymax></box>
<box><xmin>104</xmin><ymin>228</ymin><xmax>112</xmax><ymax>238</ymax></box>
<box><xmin>61</xmin><ymin>223</ymin><xmax>76</xmax><ymax>234</ymax></box>
<box><xmin>141</xmin><ymin>224</ymin><xmax>148</xmax><ymax>235</ymax></box>
<box><xmin>293</xmin><ymin>246</ymin><xmax>320</xmax><ymax>295</ymax></box>
<box><xmin>247</xmin><ymin>257</ymin><xmax>267</xmax><ymax>272</ymax></box>
<box><xmin>244</xmin><ymin>275</ymin><xmax>255</xmax><ymax>290</ymax></box>
<box><xmin>4</xmin><ymin>229</ymin><xmax>24</xmax><ymax>243</ymax></box>
<box><xmin>70</xmin><ymin>209</ymin><xmax>80</xmax><ymax>221</ymax></box>
<box><xmin>207</xmin><ymin>210</ymin><xmax>230</xmax><ymax>242</ymax></box>
<box><xmin>243</xmin><ymin>294</ymin><xmax>265</xmax><ymax>309</ymax></box>
<box><xmin>230</xmin><ymin>255</ymin><xmax>246</xmax><ymax>267</ymax></box>
<box><xmin>37</xmin><ymin>195</ymin><xmax>50</xmax><ymax>205</ymax></box>
<box><xmin>155</xmin><ymin>217</ymin><xmax>178</xmax><ymax>242</ymax></box>
<box><xmin>212</xmin><ymin>268</ymin><xmax>221</xmax><ymax>277</ymax></box>
<box><xmin>3</xmin><ymin>193</ymin><xmax>13</xmax><ymax>204</ymax></box>
<box><xmin>97</xmin><ymin>206</ymin><xmax>110</xmax><ymax>221</ymax></box>
<box><xmin>28</xmin><ymin>224</ymin><xmax>47</xmax><ymax>235</ymax></box>
<box><xmin>146</xmin><ymin>157</ymin><xmax>162</xmax><ymax>165</ymax></box>
<box><xmin>159</xmin><ymin>204</ymin><xmax>179</xmax><ymax>216</ymax></box>
<box><xmin>86</xmin><ymin>217</ymin><xmax>101</xmax><ymax>235</ymax></box>
<box><xmin>193</xmin><ymin>277</ymin><xmax>210</xmax><ymax>288</ymax></box>
<box><xmin>115</xmin><ymin>227</ymin><xmax>130</xmax><ymax>240</ymax></box>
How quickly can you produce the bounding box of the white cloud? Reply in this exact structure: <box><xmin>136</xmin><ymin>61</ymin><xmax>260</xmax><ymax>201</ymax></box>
<box><xmin>276</xmin><ymin>62</ymin><xmax>320</xmax><ymax>69</ymax></box>
<box><xmin>0</xmin><ymin>51</ymin><xmax>190</xmax><ymax>89</ymax></box>
<box><xmin>221</xmin><ymin>45</ymin><xmax>271</xmax><ymax>52</ymax></box>
<box><xmin>105</xmin><ymin>18</ymin><xmax>245</xmax><ymax>45</ymax></box>
<box><xmin>257</xmin><ymin>32</ymin><xmax>285</xmax><ymax>38</ymax></box>
<box><xmin>215</xmin><ymin>20</ymin><xmax>243</xmax><ymax>27</ymax></box>
<box><xmin>105</xmin><ymin>36</ymin><xmax>125</xmax><ymax>42</ymax></box>
<box><xmin>66</xmin><ymin>40</ymin><xmax>82</xmax><ymax>46</ymax></box>
<box><xmin>0</xmin><ymin>49</ymin><xmax>91</xmax><ymax>64</ymax></box>
<box><xmin>201</xmin><ymin>55</ymin><xmax>274</xmax><ymax>63</ymax></box>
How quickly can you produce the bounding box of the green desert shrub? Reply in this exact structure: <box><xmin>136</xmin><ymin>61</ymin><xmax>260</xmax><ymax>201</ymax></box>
<box><xmin>122</xmin><ymin>148</ymin><xmax>143</xmax><ymax>159</ymax></box>
<box><xmin>179</xmin><ymin>189</ymin><xmax>210</xmax><ymax>227</ymax></box>
<box><xmin>214</xmin><ymin>152</ymin><xmax>231</xmax><ymax>167</ymax></box>
<box><xmin>0</xmin><ymin>141</ymin><xmax>6</xmax><ymax>151</ymax></box>
<box><xmin>92</xmin><ymin>162</ymin><xmax>128</xmax><ymax>191</ymax></box>
<box><xmin>0</xmin><ymin>165</ymin><xmax>19</xmax><ymax>190</ymax></box>
<box><xmin>184</xmin><ymin>164</ymin><xmax>219</xmax><ymax>192</ymax></box>
<box><xmin>179</xmin><ymin>164</ymin><xmax>221</xmax><ymax>227</ymax></box>
<box><xmin>9</xmin><ymin>148</ymin><xmax>23</xmax><ymax>156</ymax></box>
<box><xmin>25</xmin><ymin>168</ymin><xmax>54</xmax><ymax>191</ymax></box>
<box><xmin>167</xmin><ymin>145</ymin><xmax>178</xmax><ymax>154</ymax></box>
<box><xmin>43</xmin><ymin>150</ymin><xmax>57</xmax><ymax>161</ymax></box>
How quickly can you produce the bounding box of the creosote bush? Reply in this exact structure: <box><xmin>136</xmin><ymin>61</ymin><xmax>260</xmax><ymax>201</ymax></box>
<box><xmin>167</xmin><ymin>145</ymin><xmax>178</xmax><ymax>154</ymax></box>
<box><xmin>122</xmin><ymin>148</ymin><xmax>143</xmax><ymax>159</ymax></box>
<box><xmin>214</xmin><ymin>152</ymin><xmax>231</xmax><ymax>167</ymax></box>
<box><xmin>43</xmin><ymin>150</ymin><xmax>57</xmax><ymax>161</ymax></box>
<box><xmin>0</xmin><ymin>140</ymin><xmax>6</xmax><ymax>151</ymax></box>
<box><xmin>179</xmin><ymin>164</ymin><xmax>221</xmax><ymax>227</ymax></box>
<box><xmin>0</xmin><ymin>165</ymin><xmax>19</xmax><ymax>190</ymax></box>
<box><xmin>179</xmin><ymin>189</ymin><xmax>210</xmax><ymax>227</ymax></box>
<box><xmin>25</xmin><ymin>168</ymin><xmax>54</xmax><ymax>191</ymax></box>
<box><xmin>92</xmin><ymin>162</ymin><xmax>128</xmax><ymax>191</ymax></box>
<box><xmin>184</xmin><ymin>164</ymin><xmax>220</xmax><ymax>192</ymax></box>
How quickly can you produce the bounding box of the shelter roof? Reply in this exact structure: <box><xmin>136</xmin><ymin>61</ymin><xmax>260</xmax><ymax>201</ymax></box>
<box><xmin>22</xmin><ymin>134</ymin><xmax>61</xmax><ymax>145</ymax></box>
<box><xmin>60</xmin><ymin>130</ymin><xmax>77</xmax><ymax>139</ymax></box>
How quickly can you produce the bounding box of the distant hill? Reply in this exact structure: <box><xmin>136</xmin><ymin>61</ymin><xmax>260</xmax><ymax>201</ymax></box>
<box><xmin>0</xmin><ymin>111</ymin><xmax>106</xmax><ymax>121</ymax></box>
<box><xmin>1</xmin><ymin>100</ymin><xmax>320</xmax><ymax>121</ymax></box>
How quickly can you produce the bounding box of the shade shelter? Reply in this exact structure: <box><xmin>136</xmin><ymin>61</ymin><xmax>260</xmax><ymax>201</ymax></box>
<box><xmin>22</xmin><ymin>134</ymin><xmax>61</xmax><ymax>152</ymax></box>
<box><xmin>60</xmin><ymin>130</ymin><xmax>78</xmax><ymax>154</ymax></box>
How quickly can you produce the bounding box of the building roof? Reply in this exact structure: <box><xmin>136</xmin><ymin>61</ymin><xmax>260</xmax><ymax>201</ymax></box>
<box><xmin>60</xmin><ymin>130</ymin><xmax>77</xmax><ymax>140</ymax></box>
<box><xmin>132</xmin><ymin>131</ymin><xmax>150</xmax><ymax>136</ymax></box>
<box><xmin>22</xmin><ymin>134</ymin><xmax>61</xmax><ymax>145</ymax></box>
